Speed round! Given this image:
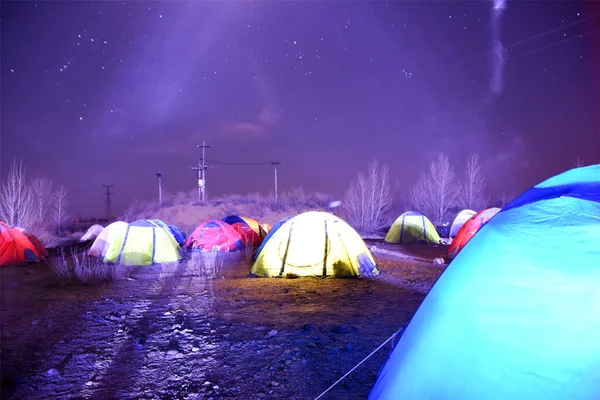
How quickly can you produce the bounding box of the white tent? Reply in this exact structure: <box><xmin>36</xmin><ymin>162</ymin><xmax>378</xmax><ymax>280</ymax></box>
<box><xmin>80</xmin><ymin>224</ymin><xmax>104</xmax><ymax>242</ymax></box>
<box><xmin>88</xmin><ymin>221</ymin><xmax>128</xmax><ymax>258</ymax></box>
<box><xmin>449</xmin><ymin>209</ymin><xmax>476</xmax><ymax>237</ymax></box>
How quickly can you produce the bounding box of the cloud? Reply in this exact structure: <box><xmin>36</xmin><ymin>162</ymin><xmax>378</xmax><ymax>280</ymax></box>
<box><xmin>221</xmin><ymin>121</ymin><xmax>266</xmax><ymax>138</ymax></box>
<box><xmin>219</xmin><ymin>107</ymin><xmax>281</xmax><ymax>139</ymax></box>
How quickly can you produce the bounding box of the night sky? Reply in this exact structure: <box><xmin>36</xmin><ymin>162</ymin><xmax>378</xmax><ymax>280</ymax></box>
<box><xmin>2</xmin><ymin>1</ymin><xmax>599</xmax><ymax>216</ymax></box>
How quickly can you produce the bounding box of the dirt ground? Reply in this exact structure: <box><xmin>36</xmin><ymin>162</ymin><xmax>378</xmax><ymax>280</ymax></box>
<box><xmin>1</xmin><ymin>243</ymin><xmax>446</xmax><ymax>400</ymax></box>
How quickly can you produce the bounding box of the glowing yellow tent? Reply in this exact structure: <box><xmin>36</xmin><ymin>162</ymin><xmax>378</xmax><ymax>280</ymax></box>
<box><xmin>251</xmin><ymin>211</ymin><xmax>379</xmax><ymax>278</ymax></box>
<box><xmin>385</xmin><ymin>211</ymin><xmax>441</xmax><ymax>244</ymax></box>
<box><xmin>88</xmin><ymin>221</ymin><xmax>128</xmax><ymax>258</ymax></box>
<box><xmin>89</xmin><ymin>220</ymin><xmax>181</xmax><ymax>265</ymax></box>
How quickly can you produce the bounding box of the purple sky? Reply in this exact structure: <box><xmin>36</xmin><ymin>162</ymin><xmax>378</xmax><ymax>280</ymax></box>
<box><xmin>2</xmin><ymin>1</ymin><xmax>599</xmax><ymax>216</ymax></box>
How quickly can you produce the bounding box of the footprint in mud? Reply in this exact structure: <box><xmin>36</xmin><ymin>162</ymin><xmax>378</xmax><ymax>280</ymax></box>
<box><xmin>173</xmin><ymin>310</ymin><xmax>186</xmax><ymax>326</ymax></box>
<box><xmin>134</xmin><ymin>335</ymin><xmax>147</xmax><ymax>350</ymax></box>
<box><xmin>166</xmin><ymin>338</ymin><xmax>180</xmax><ymax>354</ymax></box>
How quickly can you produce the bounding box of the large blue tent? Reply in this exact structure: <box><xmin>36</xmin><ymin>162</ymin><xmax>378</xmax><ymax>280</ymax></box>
<box><xmin>369</xmin><ymin>164</ymin><xmax>600</xmax><ymax>400</ymax></box>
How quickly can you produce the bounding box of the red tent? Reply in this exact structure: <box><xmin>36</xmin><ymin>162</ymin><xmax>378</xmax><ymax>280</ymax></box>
<box><xmin>221</xmin><ymin>215</ymin><xmax>266</xmax><ymax>246</ymax></box>
<box><xmin>185</xmin><ymin>220</ymin><xmax>244</xmax><ymax>252</ymax></box>
<box><xmin>0</xmin><ymin>222</ymin><xmax>41</xmax><ymax>266</ymax></box>
<box><xmin>446</xmin><ymin>207</ymin><xmax>501</xmax><ymax>261</ymax></box>
<box><xmin>20</xmin><ymin>230</ymin><xmax>49</xmax><ymax>259</ymax></box>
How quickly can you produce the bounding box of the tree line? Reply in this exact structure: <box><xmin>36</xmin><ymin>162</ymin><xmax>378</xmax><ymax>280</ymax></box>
<box><xmin>342</xmin><ymin>152</ymin><xmax>491</xmax><ymax>232</ymax></box>
<box><xmin>0</xmin><ymin>159</ymin><xmax>69</xmax><ymax>234</ymax></box>
<box><xmin>342</xmin><ymin>153</ymin><xmax>591</xmax><ymax>233</ymax></box>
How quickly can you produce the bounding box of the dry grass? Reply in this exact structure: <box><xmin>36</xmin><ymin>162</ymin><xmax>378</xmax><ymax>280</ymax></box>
<box><xmin>244</xmin><ymin>244</ymin><xmax>255</xmax><ymax>262</ymax></box>
<box><xmin>187</xmin><ymin>250</ymin><xmax>226</xmax><ymax>279</ymax></box>
<box><xmin>49</xmin><ymin>250</ymin><xmax>133</xmax><ymax>284</ymax></box>
<box><xmin>120</xmin><ymin>188</ymin><xmax>334</xmax><ymax>231</ymax></box>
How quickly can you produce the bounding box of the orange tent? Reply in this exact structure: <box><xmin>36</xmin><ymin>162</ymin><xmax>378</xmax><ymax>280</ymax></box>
<box><xmin>260</xmin><ymin>223</ymin><xmax>272</xmax><ymax>235</ymax></box>
<box><xmin>0</xmin><ymin>222</ymin><xmax>41</xmax><ymax>266</ymax></box>
<box><xmin>446</xmin><ymin>207</ymin><xmax>501</xmax><ymax>261</ymax></box>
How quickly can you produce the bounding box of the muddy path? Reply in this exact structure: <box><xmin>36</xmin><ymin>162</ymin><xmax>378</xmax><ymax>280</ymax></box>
<box><xmin>1</xmin><ymin>246</ymin><xmax>446</xmax><ymax>400</ymax></box>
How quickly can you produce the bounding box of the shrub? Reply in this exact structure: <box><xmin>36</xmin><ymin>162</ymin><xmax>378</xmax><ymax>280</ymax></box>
<box><xmin>49</xmin><ymin>250</ymin><xmax>133</xmax><ymax>284</ymax></box>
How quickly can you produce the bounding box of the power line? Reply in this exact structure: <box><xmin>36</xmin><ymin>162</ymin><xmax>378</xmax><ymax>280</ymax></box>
<box><xmin>206</xmin><ymin>159</ymin><xmax>273</xmax><ymax>166</ymax></box>
<box><xmin>422</xmin><ymin>27</ymin><xmax>600</xmax><ymax>86</ymax></box>
<box><xmin>204</xmin><ymin>158</ymin><xmax>282</xmax><ymax>203</ymax></box>
<box><xmin>429</xmin><ymin>11</ymin><xmax>600</xmax><ymax>75</ymax></box>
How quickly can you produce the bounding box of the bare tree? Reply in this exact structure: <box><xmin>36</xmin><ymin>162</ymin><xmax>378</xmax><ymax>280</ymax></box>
<box><xmin>409</xmin><ymin>152</ymin><xmax>458</xmax><ymax>225</ymax></box>
<box><xmin>343</xmin><ymin>159</ymin><xmax>392</xmax><ymax>232</ymax></box>
<box><xmin>0</xmin><ymin>159</ymin><xmax>36</xmax><ymax>228</ymax></box>
<box><xmin>53</xmin><ymin>185</ymin><xmax>69</xmax><ymax>235</ymax></box>
<box><xmin>459</xmin><ymin>152</ymin><xmax>488</xmax><ymax>211</ymax></box>
<box><xmin>498</xmin><ymin>191</ymin><xmax>516</xmax><ymax>208</ymax></box>
<box><xmin>30</xmin><ymin>177</ymin><xmax>54</xmax><ymax>224</ymax></box>
<box><xmin>573</xmin><ymin>156</ymin><xmax>586</xmax><ymax>168</ymax></box>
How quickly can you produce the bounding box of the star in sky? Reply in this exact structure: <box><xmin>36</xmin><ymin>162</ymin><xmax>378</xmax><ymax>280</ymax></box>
<box><xmin>2</xmin><ymin>1</ymin><xmax>599</xmax><ymax>216</ymax></box>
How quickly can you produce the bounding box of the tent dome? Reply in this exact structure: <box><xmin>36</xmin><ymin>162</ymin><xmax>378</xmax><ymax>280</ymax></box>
<box><xmin>449</xmin><ymin>209</ymin><xmax>476</xmax><ymax>238</ymax></box>
<box><xmin>89</xmin><ymin>220</ymin><xmax>181</xmax><ymax>265</ymax></box>
<box><xmin>385</xmin><ymin>211</ymin><xmax>440</xmax><ymax>244</ymax></box>
<box><xmin>447</xmin><ymin>207</ymin><xmax>500</xmax><ymax>261</ymax></box>
<box><xmin>80</xmin><ymin>224</ymin><xmax>104</xmax><ymax>242</ymax></box>
<box><xmin>251</xmin><ymin>211</ymin><xmax>378</xmax><ymax>278</ymax></box>
<box><xmin>222</xmin><ymin>215</ymin><xmax>266</xmax><ymax>246</ymax></box>
<box><xmin>20</xmin><ymin>230</ymin><xmax>49</xmax><ymax>259</ymax></box>
<box><xmin>0</xmin><ymin>222</ymin><xmax>40</xmax><ymax>266</ymax></box>
<box><xmin>88</xmin><ymin>221</ymin><xmax>128</xmax><ymax>258</ymax></box>
<box><xmin>185</xmin><ymin>220</ymin><xmax>244</xmax><ymax>252</ymax></box>
<box><xmin>369</xmin><ymin>164</ymin><xmax>600</xmax><ymax>400</ymax></box>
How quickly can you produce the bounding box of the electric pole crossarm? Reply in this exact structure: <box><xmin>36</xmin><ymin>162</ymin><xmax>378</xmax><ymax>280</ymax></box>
<box><xmin>190</xmin><ymin>141</ymin><xmax>211</xmax><ymax>202</ymax></box>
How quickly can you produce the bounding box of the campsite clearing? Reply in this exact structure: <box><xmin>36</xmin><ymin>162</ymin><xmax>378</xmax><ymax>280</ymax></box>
<box><xmin>1</xmin><ymin>243</ymin><xmax>446</xmax><ymax>400</ymax></box>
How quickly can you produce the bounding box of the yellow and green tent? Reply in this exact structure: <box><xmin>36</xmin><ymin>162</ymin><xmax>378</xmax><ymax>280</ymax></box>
<box><xmin>251</xmin><ymin>211</ymin><xmax>379</xmax><ymax>278</ymax></box>
<box><xmin>90</xmin><ymin>220</ymin><xmax>181</xmax><ymax>265</ymax></box>
<box><xmin>385</xmin><ymin>211</ymin><xmax>441</xmax><ymax>244</ymax></box>
<box><xmin>88</xmin><ymin>221</ymin><xmax>128</xmax><ymax>258</ymax></box>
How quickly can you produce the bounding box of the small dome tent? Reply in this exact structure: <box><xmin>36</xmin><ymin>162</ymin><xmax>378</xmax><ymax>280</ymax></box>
<box><xmin>185</xmin><ymin>220</ymin><xmax>244</xmax><ymax>252</ymax></box>
<box><xmin>0</xmin><ymin>222</ymin><xmax>40</xmax><ymax>266</ymax></box>
<box><xmin>89</xmin><ymin>220</ymin><xmax>181</xmax><ymax>265</ymax></box>
<box><xmin>88</xmin><ymin>221</ymin><xmax>129</xmax><ymax>259</ymax></box>
<box><xmin>385</xmin><ymin>211</ymin><xmax>441</xmax><ymax>244</ymax></box>
<box><xmin>80</xmin><ymin>224</ymin><xmax>104</xmax><ymax>242</ymax></box>
<box><xmin>447</xmin><ymin>207</ymin><xmax>501</xmax><ymax>261</ymax></box>
<box><xmin>449</xmin><ymin>209</ymin><xmax>476</xmax><ymax>238</ymax></box>
<box><xmin>221</xmin><ymin>215</ymin><xmax>267</xmax><ymax>246</ymax></box>
<box><xmin>251</xmin><ymin>211</ymin><xmax>379</xmax><ymax>278</ymax></box>
<box><xmin>20</xmin><ymin>230</ymin><xmax>49</xmax><ymax>259</ymax></box>
<box><xmin>369</xmin><ymin>164</ymin><xmax>600</xmax><ymax>400</ymax></box>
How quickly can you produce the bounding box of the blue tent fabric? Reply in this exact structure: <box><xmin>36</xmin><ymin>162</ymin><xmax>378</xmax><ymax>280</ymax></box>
<box><xmin>222</xmin><ymin>215</ymin><xmax>245</xmax><ymax>225</ymax></box>
<box><xmin>168</xmin><ymin>224</ymin><xmax>186</xmax><ymax>246</ymax></box>
<box><xmin>251</xmin><ymin>216</ymin><xmax>293</xmax><ymax>261</ymax></box>
<box><xmin>369</xmin><ymin>164</ymin><xmax>600</xmax><ymax>400</ymax></box>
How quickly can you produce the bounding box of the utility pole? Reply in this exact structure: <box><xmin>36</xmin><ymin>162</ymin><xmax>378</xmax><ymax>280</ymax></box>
<box><xmin>189</xmin><ymin>141</ymin><xmax>211</xmax><ymax>202</ymax></box>
<box><xmin>103</xmin><ymin>184</ymin><xmax>114</xmax><ymax>221</ymax></box>
<box><xmin>270</xmin><ymin>160</ymin><xmax>281</xmax><ymax>204</ymax></box>
<box><xmin>156</xmin><ymin>171</ymin><xmax>163</xmax><ymax>208</ymax></box>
